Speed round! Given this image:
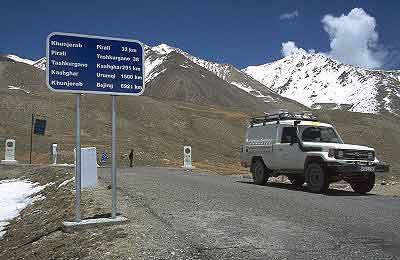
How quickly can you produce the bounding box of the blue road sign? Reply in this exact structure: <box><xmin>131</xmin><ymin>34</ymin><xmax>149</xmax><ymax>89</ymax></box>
<box><xmin>46</xmin><ymin>32</ymin><xmax>144</xmax><ymax>96</ymax></box>
<box><xmin>34</xmin><ymin>119</ymin><xmax>47</xmax><ymax>136</ymax></box>
<box><xmin>101</xmin><ymin>151</ymin><xmax>108</xmax><ymax>163</ymax></box>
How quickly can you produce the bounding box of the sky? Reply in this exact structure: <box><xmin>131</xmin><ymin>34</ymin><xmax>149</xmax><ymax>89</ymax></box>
<box><xmin>1</xmin><ymin>0</ymin><xmax>399</xmax><ymax>70</ymax></box>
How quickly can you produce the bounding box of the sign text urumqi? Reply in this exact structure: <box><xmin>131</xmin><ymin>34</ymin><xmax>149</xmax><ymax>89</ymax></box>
<box><xmin>46</xmin><ymin>32</ymin><xmax>144</xmax><ymax>95</ymax></box>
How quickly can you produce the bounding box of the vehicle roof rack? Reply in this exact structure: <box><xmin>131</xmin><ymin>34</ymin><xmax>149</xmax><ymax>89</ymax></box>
<box><xmin>250</xmin><ymin>109</ymin><xmax>318</xmax><ymax>126</ymax></box>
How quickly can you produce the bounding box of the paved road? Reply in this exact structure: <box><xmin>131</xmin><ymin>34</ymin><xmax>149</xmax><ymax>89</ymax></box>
<box><xmin>100</xmin><ymin>167</ymin><xmax>400</xmax><ymax>259</ymax></box>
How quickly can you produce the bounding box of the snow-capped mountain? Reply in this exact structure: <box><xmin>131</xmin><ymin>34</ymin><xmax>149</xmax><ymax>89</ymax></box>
<box><xmin>243</xmin><ymin>53</ymin><xmax>400</xmax><ymax>115</ymax></box>
<box><xmin>142</xmin><ymin>45</ymin><xmax>303</xmax><ymax>112</ymax></box>
<box><xmin>143</xmin><ymin>44</ymin><xmax>287</xmax><ymax>104</ymax></box>
<box><xmin>8</xmin><ymin>44</ymin><xmax>399</xmax><ymax>115</ymax></box>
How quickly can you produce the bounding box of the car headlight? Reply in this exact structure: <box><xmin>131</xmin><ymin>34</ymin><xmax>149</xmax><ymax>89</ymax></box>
<box><xmin>337</xmin><ymin>150</ymin><xmax>344</xmax><ymax>159</ymax></box>
<box><xmin>368</xmin><ymin>152</ymin><xmax>374</xmax><ymax>160</ymax></box>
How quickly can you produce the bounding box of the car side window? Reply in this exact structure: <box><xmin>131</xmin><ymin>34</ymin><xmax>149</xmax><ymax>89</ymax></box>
<box><xmin>281</xmin><ymin>127</ymin><xmax>297</xmax><ymax>143</ymax></box>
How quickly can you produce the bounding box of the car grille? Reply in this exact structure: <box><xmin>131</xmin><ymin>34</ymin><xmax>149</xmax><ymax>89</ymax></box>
<box><xmin>341</xmin><ymin>150</ymin><xmax>373</xmax><ymax>161</ymax></box>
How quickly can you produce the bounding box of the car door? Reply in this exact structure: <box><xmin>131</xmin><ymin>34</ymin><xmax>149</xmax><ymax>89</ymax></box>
<box><xmin>274</xmin><ymin>126</ymin><xmax>302</xmax><ymax>170</ymax></box>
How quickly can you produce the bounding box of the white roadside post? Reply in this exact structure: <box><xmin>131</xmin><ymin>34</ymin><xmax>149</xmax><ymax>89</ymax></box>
<box><xmin>52</xmin><ymin>143</ymin><xmax>58</xmax><ymax>165</ymax></box>
<box><xmin>46</xmin><ymin>32</ymin><xmax>144</xmax><ymax>231</ymax></box>
<box><xmin>1</xmin><ymin>139</ymin><xmax>17</xmax><ymax>164</ymax></box>
<box><xmin>182</xmin><ymin>146</ymin><xmax>194</xmax><ymax>172</ymax></box>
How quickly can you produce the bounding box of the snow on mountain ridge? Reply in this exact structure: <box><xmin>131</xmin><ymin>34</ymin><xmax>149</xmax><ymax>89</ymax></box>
<box><xmin>146</xmin><ymin>43</ymin><xmax>283</xmax><ymax>102</ymax></box>
<box><xmin>6</xmin><ymin>54</ymin><xmax>47</xmax><ymax>71</ymax></box>
<box><xmin>243</xmin><ymin>53</ymin><xmax>400</xmax><ymax>114</ymax></box>
<box><xmin>147</xmin><ymin>43</ymin><xmax>232</xmax><ymax>80</ymax></box>
<box><xmin>6</xmin><ymin>55</ymin><xmax>36</xmax><ymax>66</ymax></box>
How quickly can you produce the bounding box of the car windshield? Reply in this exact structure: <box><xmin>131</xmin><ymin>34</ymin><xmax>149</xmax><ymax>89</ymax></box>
<box><xmin>299</xmin><ymin>126</ymin><xmax>342</xmax><ymax>143</ymax></box>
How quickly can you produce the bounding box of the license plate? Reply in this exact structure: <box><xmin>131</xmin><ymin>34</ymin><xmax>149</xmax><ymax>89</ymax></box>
<box><xmin>359</xmin><ymin>166</ymin><xmax>375</xmax><ymax>172</ymax></box>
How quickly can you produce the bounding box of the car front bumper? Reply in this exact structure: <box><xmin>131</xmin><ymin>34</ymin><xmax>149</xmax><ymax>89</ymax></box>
<box><xmin>326</xmin><ymin>161</ymin><xmax>389</xmax><ymax>175</ymax></box>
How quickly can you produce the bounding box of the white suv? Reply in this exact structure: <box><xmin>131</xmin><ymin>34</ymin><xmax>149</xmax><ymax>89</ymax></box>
<box><xmin>240</xmin><ymin>110</ymin><xmax>389</xmax><ymax>194</ymax></box>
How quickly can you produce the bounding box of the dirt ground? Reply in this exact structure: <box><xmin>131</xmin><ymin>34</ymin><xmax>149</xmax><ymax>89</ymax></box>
<box><xmin>0</xmin><ymin>164</ymin><xmax>108</xmax><ymax>259</ymax></box>
<box><xmin>0</xmin><ymin>165</ymin><xmax>201</xmax><ymax>260</ymax></box>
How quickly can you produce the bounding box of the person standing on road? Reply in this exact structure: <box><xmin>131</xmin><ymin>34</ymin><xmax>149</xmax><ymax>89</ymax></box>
<box><xmin>129</xmin><ymin>149</ymin><xmax>133</xmax><ymax>167</ymax></box>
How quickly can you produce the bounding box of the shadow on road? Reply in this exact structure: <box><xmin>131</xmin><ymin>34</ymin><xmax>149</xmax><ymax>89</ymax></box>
<box><xmin>236</xmin><ymin>180</ymin><xmax>376</xmax><ymax>196</ymax></box>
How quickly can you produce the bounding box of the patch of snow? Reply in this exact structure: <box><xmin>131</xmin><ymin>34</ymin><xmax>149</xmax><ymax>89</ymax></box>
<box><xmin>151</xmin><ymin>43</ymin><xmax>176</xmax><ymax>55</ymax></box>
<box><xmin>7</xmin><ymin>85</ymin><xmax>20</xmax><ymax>90</ymax></box>
<box><xmin>230</xmin><ymin>81</ymin><xmax>267</xmax><ymax>98</ymax></box>
<box><xmin>54</xmin><ymin>163</ymin><xmax>74</xmax><ymax>166</ymax></box>
<box><xmin>230</xmin><ymin>81</ymin><xmax>253</xmax><ymax>93</ymax></box>
<box><xmin>7</xmin><ymin>85</ymin><xmax>30</xmax><ymax>94</ymax></box>
<box><xmin>33</xmin><ymin>57</ymin><xmax>46</xmax><ymax>70</ymax></box>
<box><xmin>32</xmin><ymin>194</ymin><xmax>46</xmax><ymax>202</ymax></box>
<box><xmin>252</xmin><ymin>91</ymin><xmax>267</xmax><ymax>98</ymax></box>
<box><xmin>145</xmin><ymin>56</ymin><xmax>166</xmax><ymax>77</ymax></box>
<box><xmin>0</xmin><ymin>179</ymin><xmax>52</xmax><ymax>239</ymax></box>
<box><xmin>6</xmin><ymin>55</ymin><xmax>35</xmax><ymax>65</ymax></box>
<box><xmin>179</xmin><ymin>64</ymin><xmax>190</xmax><ymax>69</ymax></box>
<box><xmin>146</xmin><ymin>68</ymin><xmax>167</xmax><ymax>83</ymax></box>
<box><xmin>58</xmin><ymin>177</ymin><xmax>75</xmax><ymax>188</ymax></box>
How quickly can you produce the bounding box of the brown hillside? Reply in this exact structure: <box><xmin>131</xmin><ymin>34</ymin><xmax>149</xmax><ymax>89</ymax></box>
<box><xmin>0</xmin><ymin>58</ymin><xmax>398</xmax><ymax>175</ymax></box>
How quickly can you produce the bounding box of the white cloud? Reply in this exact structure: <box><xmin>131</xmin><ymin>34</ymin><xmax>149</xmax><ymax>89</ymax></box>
<box><xmin>281</xmin><ymin>41</ymin><xmax>307</xmax><ymax>56</ymax></box>
<box><xmin>322</xmin><ymin>8</ymin><xmax>386</xmax><ymax>69</ymax></box>
<box><xmin>279</xmin><ymin>10</ymin><xmax>299</xmax><ymax>20</ymax></box>
<box><xmin>281</xmin><ymin>41</ymin><xmax>315</xmax><ymax>57</ymax></box>
<box><xmin>280</xmin><ymin>8</ymin><xmax>387</xmax><ymax>69</ymax></box>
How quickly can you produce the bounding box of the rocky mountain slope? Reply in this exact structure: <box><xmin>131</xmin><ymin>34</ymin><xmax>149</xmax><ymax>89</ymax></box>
<box><xmin>143</xmin><ymin>50</ymin><xmax>302</xmax><ymax>112</ymax></box>
<box><xmin>144</xmin><ymin>44</ymin><xmax>299</xmax><ymax>106</ymax></box>
<box><xmin>243</xmin><ymin>53</ymin><xmax>400</xmax><ymax>115</ymax></box>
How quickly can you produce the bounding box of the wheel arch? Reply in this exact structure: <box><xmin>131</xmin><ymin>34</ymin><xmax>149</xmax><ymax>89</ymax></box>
<box><xmin>304</xmin><ymin>156</ymin><xmax>326</xmax><ymax>170</ymax></box>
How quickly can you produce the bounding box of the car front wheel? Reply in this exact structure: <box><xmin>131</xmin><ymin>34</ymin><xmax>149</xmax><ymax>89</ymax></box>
<box><xmin>350</xmin><ymin>173</ymin><xmax>375</xmax><ymax>194</ymax></box>
<box><xmin>306</xmin><ymin>163</ymin><xmax>329</xmax><ymax>193</ymax></box>
<box><xmin>252</xmin><ymin>160</ymin><xmax>269</xmax><ymax>185</ymax></box>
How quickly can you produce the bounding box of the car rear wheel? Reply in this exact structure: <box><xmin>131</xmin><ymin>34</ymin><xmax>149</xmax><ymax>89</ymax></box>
<box><xmin>288</xmin><ymin>175</ymin><xmax>306</xmax><ymax>186</ymax></box>
<box><xmin>350</xmin><ymin>173</ymin><xmax>375</xmax><ymax>194</ymax></box>
<box><xmin>252</xmin><ymin>160</ymin><xmax>269</xmax><ymax>185</ymax></box>
<box><xmin>306</xmin><ymin>163</ymin><xmax>329</xmax><ymax>193</ymax></box>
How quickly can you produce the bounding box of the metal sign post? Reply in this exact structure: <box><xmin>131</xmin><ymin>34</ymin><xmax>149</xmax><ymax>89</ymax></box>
<box><xmin>111</xmin><ymin>95</ymin><xmax>117</xmax><ymax>218</ymax></box>
<box><xmin>29</xmin><ymin>114</ymin><xmax>34</xmax><ymax>164</ymax></box>
<box><xmin>75</xmin><ymin>94</ymin><xmax>82</xmax><ymax>221</ymax></box>
<box><xmin>46</xmin><ymin>32</ymin><xmax>144</xmax><ymax>226</ymax></box>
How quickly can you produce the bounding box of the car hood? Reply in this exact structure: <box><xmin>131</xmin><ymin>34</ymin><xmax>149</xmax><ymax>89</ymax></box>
<box><xmin>302</xmin><ymin>142</ymin><xmax>374</xmax><ymax>151</ymax></box>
